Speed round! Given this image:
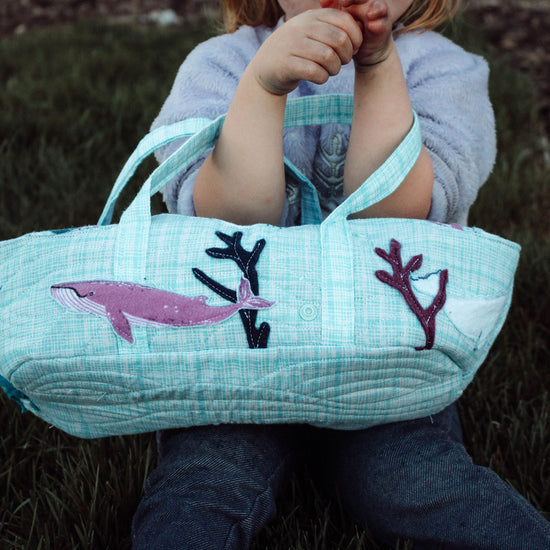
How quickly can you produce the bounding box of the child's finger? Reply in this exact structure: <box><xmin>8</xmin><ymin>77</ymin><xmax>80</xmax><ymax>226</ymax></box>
<box><xmin>296</xmin><ymin>37</ymin><xmax>346</xmax><ymax>76</ymax></box>
<box><xmin>313</xmin><ymin>20</ymin><xmax>357</xmax><ymax>62</ymax></box>
<box><xmin>346</xmin><ymin>0</ymin><xmax>388</xmax><ymax>20</ymax></box>
<box><xmin>345</xmin><ymin>0</ymin><xmax>390</xmax><ymax>37</ymax></box>
<box><xmin>314</xmin><ymin>9</ymin><xmax>364</xmax><ymax>54</ymax></box>
<box><xmin>329</xmin><ymin>0</ymin><xmax>389</xmax><ymax>25</ymax></box>
<box><xmin>289</xmin><ymin>57</ymin><xmax>335</xmax><ymax>85</ymax></box>
<box><xmin>366</xmin><ymin>0</ymin><xmax>388</xmax><ymax>19</ymax></box>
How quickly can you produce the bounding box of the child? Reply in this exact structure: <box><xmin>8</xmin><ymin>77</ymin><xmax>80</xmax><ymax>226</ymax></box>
<box><xmin>132</xmin><ymin>1</ymin><xmax>550</xmax><ymax>548</ymax></box>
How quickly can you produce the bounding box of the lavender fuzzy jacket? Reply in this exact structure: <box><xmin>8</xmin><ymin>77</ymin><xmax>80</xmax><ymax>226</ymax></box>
<box><xmin>151</xmin><ymin>20</ymin><xmax>496</xmax><ymax>226</ymax></box>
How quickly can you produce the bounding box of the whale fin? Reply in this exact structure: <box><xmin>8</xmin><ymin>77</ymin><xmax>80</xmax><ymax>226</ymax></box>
<box><xmin>236</xmin><ymin>278</ymin><xmax>275</xmax><ymax>310</ymax></box>
<box><xmin>106</xmin><ymin>307</ymin><xmax>134</xmax><ymax>343</ymax></box>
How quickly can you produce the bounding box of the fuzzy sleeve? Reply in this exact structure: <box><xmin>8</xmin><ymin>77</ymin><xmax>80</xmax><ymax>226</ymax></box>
<box><xmin>397</xmin><ymin>31</ymin><xmax>496</xmax><ymax>225</ymax></box>
<box><xmin>150</xmin><ymin>26</ymin><xmax>267</xmax><ymax>214</ymax></box>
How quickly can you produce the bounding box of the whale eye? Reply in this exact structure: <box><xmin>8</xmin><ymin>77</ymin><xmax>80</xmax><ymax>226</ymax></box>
<box><xmin>89</xmin><ymin>291</ymin><xmax>95</xmax><ymax>296</ymax></box>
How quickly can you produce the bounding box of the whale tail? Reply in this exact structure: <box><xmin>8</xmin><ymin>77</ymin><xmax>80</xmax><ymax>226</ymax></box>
<box><xmin>236</xmin><ymin>278</ymin><xmax>274</xmax><ymax>310</ymax></box>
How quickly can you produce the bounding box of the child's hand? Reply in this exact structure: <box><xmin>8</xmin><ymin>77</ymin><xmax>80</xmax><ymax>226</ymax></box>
<box><xmin>321</xmin><ymin>0</ymin><xmax>394</xmax><ymax>69</ymax></box>
<box><xmin>248</xmin><ymin>9</ymin><xmax>363</xmax><ymax>95</ymax></box>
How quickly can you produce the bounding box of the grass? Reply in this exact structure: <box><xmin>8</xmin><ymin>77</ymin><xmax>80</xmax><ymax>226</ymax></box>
<box><xmin>1</xmin><ymin>15</ymin><xmax>549</xmax><ymax>549</ymax></box>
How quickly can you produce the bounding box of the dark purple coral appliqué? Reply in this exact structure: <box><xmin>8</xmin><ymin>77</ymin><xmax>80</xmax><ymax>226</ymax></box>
<box><xmin>375</xmin><ymin>239</ymin><xmax>448</xmax><ymax>351</ymax></box>
<box><xmin>193</xmin><ymin>231</ymin><xmax>272</xmax><ymax>349</ymax></box>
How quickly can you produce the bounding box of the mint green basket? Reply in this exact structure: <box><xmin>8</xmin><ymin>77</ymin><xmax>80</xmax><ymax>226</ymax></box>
<box><xmin>0</xmin><ymin>95</ymin><xmax>520</xmax><ymax>438</ymax></box>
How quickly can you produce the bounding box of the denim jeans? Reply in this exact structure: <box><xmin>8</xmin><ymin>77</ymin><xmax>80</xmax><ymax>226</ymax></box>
<box><xmin>132</xmin><ymin>404</ymin><xmax>550</xmax><ymax>549</ymax></box>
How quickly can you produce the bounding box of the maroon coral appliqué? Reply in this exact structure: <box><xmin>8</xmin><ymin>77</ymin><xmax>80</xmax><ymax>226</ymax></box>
<box><xmin>375</xmin><ymin>239</ymin><xmax>448</xmax><ymax>351</ymax></box>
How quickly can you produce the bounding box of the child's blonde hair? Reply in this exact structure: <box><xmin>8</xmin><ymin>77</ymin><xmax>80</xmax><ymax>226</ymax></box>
<box><xmin>222</xmin><ymin>0</ymin><xmax>461</xmax><ymax>34</ymax></box>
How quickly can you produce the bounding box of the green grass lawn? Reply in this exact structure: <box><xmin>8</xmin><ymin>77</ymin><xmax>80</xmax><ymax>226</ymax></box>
<box><xmin>1</xmin><ymin>16</ymin><xmax>549</xmax><ymax>549</ymax></box>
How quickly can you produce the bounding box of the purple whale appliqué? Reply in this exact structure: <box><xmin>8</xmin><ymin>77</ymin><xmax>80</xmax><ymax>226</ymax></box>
<box><xmin>50</xmin><ymin>277</ymin><xmax>274</xmax><ymax>344</ymax></box>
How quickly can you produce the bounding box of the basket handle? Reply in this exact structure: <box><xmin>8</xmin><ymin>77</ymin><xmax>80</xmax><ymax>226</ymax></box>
<box><xmin>322</xmin><ymin>110</ymin><xmax>421</xmax><ymax>225</ymax></box>
<box><xmin>112</xmin><ymin>93</ymin><xmax>422</xmax><ymax>229</ymax></box>
<box><xmin>98</xmin><ymin>116</ymin><xmax>217</xmax><ymax>226</ymax></box>
<box><xmin>99</xmin><ymin>94</ymin><xmax>355</xmax><ymax>226</ymax></box>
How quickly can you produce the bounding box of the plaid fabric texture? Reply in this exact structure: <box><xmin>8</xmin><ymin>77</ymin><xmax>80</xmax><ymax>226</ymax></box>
<box><xmin>0</xmin><ymin>96</ymin><xmax>520</xmax><ymax>438</ymax></box>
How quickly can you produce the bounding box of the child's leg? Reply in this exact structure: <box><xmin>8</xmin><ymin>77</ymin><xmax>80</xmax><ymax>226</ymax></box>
<box><xmin>132</xmin><ymin>424</ymin><xmax>300</xmax><ymax>550</ymax></box>
<box><xmin>317</xmin><ymin>404</ymin><xmax>550</xmax><ymax>549</ymax></box>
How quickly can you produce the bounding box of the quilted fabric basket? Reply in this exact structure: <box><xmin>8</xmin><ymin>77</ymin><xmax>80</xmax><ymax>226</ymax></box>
<box><xmin>0</xmin><ymin>95</ymin><xmax>520</xmax><ymax>438</ymax></box>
